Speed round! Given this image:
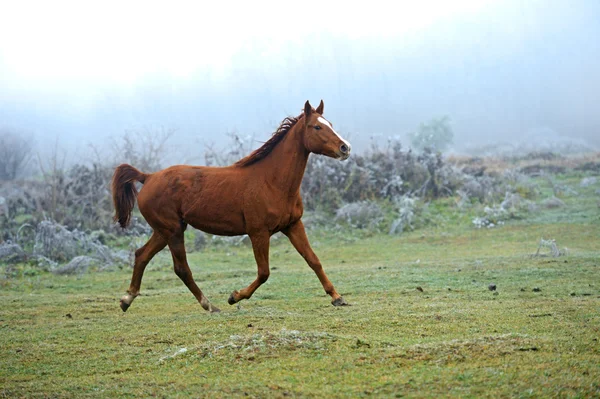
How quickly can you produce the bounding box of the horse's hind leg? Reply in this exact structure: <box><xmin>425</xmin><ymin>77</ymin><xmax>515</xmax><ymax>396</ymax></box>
<box><xmin>167</xmin><ymin>231</ymin><xmax>220</xmax><ymax>313</ymax></box>
<box><xmin>120</xmin><ymin>231</ymin><xmax>167</xmax><ymax>312</ymax></box>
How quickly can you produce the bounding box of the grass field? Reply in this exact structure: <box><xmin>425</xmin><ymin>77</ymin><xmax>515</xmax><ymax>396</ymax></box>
<box><xmin>1</xmin><ymin>175</ymin><xmax>599</xmax><ymax>398</ymax></box>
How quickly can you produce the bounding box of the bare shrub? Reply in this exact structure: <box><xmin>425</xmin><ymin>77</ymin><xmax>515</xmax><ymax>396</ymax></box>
<box><xmin>503</xmin><ymin>169</ymin><xmax>538</xmax><ymax>199</ymax></box>
<box><xmin>61</xmin><ymin>163</ymin><xmax>113</xmax><ymax>229</ymax></box>
<box><xmin>0</xmin><ymin>180</ymin><xmax>44</xmax><ymax>242</ymax></box>
<box><xmin>112</xmin><ymin>126</ymin><xmax>177</xmax><ymax>172</ymax></box>
<box><xmin>460</xmin><ymin>175</ymin><xmax>498</xmax><ymax>203</ymax></box>
<box><xmin>204</xmin><ymin>132</ymin><xmax>256</xmax><ymax>167</ymax></box>
<box><xmin>533</xmin><ymin>238</ymin><xmax>568</xmax><ymax>257</ymax></box>
<box><xmin>0</xmin><ymin>128</ymin><xmax>34</xmax><ymax>180</ymax></box>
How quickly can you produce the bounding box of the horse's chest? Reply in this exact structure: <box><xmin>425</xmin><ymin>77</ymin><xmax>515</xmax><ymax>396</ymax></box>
<box><xmin>266</xmin><ymin>200</ymin><xmax>303</xmax><ymax>231</ymax></box>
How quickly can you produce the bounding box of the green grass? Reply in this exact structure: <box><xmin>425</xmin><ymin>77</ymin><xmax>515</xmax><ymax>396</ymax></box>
<box><xmin>1</xmin><ymin>175</ymin><xmax>599</xmax><ymax>398</ymax></box>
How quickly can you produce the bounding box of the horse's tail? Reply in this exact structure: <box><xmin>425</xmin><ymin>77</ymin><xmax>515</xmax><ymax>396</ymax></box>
<box><xmin>112</xmin><ymin>164</ymin><xmax>149</xmax><ymax>228</ymax></box>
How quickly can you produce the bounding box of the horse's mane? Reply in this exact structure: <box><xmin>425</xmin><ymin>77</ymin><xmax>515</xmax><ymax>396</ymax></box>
<box><xmin>235</xmin><ymin>113</ymin><xmax>303</xmax><ymax>167</ymax></box>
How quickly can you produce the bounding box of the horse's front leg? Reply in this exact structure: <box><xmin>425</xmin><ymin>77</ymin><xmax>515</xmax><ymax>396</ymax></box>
<box><xmin>228</xmin><ymin>231</ymin><xmax>270</xmax><ymax>305</ymax></box>
<box><xmin>282</xmin><ymin>220</ymin><xmax>348</xmax><ymax>306</ymax></box>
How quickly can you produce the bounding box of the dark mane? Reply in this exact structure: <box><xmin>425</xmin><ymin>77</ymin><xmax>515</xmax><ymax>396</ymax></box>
<box><xmin>235</xmin><ymin>113</ymin><xmax>303</xmax><ymax>167</ymax></box>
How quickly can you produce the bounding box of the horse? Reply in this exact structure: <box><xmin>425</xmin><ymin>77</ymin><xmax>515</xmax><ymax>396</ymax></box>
<box><xmin>112</xmin><ymin>100</ymin><xmax>351</xmax><ymax>313</ymax></box>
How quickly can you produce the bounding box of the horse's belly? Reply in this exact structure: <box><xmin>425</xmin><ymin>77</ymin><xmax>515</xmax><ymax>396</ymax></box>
<box><xmin>184</xmin><ymin>206</ymin><xmax>246</xmax><ymax>236</ymax></box>
<box><xmin>189</xmin><ymin>219</ymin><xmax>246</xmax><ymax>236</ymax></box>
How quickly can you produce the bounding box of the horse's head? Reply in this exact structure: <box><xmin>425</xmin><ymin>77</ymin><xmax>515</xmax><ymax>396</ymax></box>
<box><xmin>302</xmin><ymin>100</ymin><xmax>351</xmax><ymax>160</ymax></box>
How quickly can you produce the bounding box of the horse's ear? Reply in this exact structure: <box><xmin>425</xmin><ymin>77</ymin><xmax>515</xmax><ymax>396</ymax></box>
<box><xmin>316</xmin><ymin>100</ymin><xmax>324</xmax><ymax>115</ymax></box>
<box><xmin>304</xmin><ymin>100</ymin><xmax>312</xmax><ymax>117</ymax></box>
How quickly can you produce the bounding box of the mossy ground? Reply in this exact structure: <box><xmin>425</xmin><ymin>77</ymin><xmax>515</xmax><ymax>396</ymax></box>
<box><xmin>1</xmin><ymin>173</ymin><xmax>599</xmax><ymax>398</ymax></box>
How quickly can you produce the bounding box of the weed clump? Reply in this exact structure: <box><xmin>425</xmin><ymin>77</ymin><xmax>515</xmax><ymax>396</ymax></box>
<box><xmin>533</xmin><ymin>238</ymin><xmax>568</xmax><ymax>257</ymax></box>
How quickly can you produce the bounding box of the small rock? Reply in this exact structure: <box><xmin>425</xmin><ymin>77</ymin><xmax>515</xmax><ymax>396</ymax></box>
<box><xmin>238</xmin><ymin>234</ymin><xmax>252</xmax><ymax>246</ymax></box>
<box><xmin>0</xmin><ymin>242</ymin><xmax>27</xmax><ymax>264</ymax></box>
<box><xmin>53</xmin><ymin>256</ymin><xmax>95</xmax><ymax>275</ymax></box>
<box><xmin>488</xmin><ymin>284</ymin><xmax>497</xmax><ymax>291</ymax></box>
<box><xmin>580</xmin><ymin>177</ymin><xmax>597</xmax><ymax>187</ymax></box>
<box><xmin>542</xmin><ymin>197</ymin><xmax>565</xmax><ymax>209</ymax></box>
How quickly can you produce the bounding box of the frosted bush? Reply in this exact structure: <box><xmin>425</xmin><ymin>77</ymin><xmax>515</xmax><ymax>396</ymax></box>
<box><xmin>335</xmin><ymin>201</ymin><xmax>383</xmax><ymax>229</ymax></box>
<box><xmin>460</xmin><ymin>174</ymin><xmax>504</xmax><ymax>203</ymax></box>
<box><xmin>389</xmin><ymin>195</ymin><xmax>417</xmax><ymax>235</ymax></box>
<box><xmin>472</xmin><ymin>206</ymin><xmax>507</xmax><ymax>229</ymax></box>
<box><xmin>500</xmin><ymin>192</ymin><xmax>522</xmax><ymax>210</ymax></box>
<box><xmin>380</xmin><ymin>175</ymin><xmax>404</xmax><ymax>198</ymax></box>
<box><xmin>456</xmin><ymin>189</ymin><xmax>472</xmax><ymax>209</ymax></box>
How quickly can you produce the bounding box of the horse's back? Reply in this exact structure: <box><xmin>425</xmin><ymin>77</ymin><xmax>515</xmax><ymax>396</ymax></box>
<box><xmin>138</xmin><ymin>164</ymin><xmax>248</xmax><ymax>235</ymax></box>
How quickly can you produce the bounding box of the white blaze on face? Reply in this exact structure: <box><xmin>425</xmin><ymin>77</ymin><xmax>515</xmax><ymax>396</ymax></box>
<box><xmin>317</xmin><ymin>116</ymin><xmax>351</xmax><ymax>149</ymax></box>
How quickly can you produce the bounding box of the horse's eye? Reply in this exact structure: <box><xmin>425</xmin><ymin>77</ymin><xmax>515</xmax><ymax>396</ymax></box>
<box><xmin>314</xmin><ymin>125</ymin><xmax>321</xmax><ymax>130</ymax></box>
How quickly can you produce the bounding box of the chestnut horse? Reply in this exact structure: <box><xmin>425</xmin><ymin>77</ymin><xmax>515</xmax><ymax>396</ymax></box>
<box><xmin>112</xmin><ymin>100</ymin><xmax>351</xmax><ymax>313</ymax></box>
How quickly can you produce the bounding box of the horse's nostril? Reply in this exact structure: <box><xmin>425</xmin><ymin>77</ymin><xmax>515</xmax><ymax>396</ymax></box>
<box><xmin>340</xmin><ymin>144</ymin><xmax>349</xmax><ymax>154</ymax></box>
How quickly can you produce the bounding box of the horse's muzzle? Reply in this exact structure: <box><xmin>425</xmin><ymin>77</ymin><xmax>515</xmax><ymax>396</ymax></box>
<box><xmin>338</xmin><ymin>143</ymin><xmax>351</xmax><ymax>160</ymax></box>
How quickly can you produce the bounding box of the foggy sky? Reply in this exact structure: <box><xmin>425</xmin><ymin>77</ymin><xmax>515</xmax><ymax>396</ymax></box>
<box><xmin>1</xmin><ymin>0</ymin><xmax>599</xmax><ymax>164</ymax></box>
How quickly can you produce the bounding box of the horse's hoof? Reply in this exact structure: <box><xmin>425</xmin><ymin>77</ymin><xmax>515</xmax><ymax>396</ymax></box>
<box><xmin>332</xmin><ymin>296</ymin><xmax>350</xmax><ymax>306</ymax></box>
<box><xmin>228</xmin><ymin>291</ymin><xmax>239</xmax><ymax>305</ymax></box>
<box><xmin>200</xmin><ymin>296</ymin><xmax>221</xmax><ymax>313</ymax></box>
<box><xmin>120</xmin><ymin>294</ymin><xmax>135</xmax><ymax>312</ymax></box>
<box><xmin>120</xmin><ymin>299</ymin><xmax>130</xmax><ymax>312</ymax></box>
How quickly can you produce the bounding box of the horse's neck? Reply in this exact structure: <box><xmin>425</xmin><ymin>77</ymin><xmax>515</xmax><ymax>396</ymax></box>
<box><xmin>260</xmin><ymin>124</ymin><xmax>309</xmax><ymax>197</ymax></box>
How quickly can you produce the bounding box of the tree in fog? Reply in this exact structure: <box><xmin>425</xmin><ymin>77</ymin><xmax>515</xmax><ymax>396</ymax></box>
<box><xmin>409</xmin><ymin>116</ymin><xmax>454</xmax><ymax>153</ymax></box>
<box><xmin>111</xmin><ymin>126</ymin><xmax>177</xmax><ymax>172</ymax></box>
<box><xmin>0</xmin><ymin>128</ymin><xmax>34</xmax><ymax>180</ymax></box>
